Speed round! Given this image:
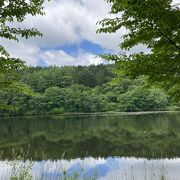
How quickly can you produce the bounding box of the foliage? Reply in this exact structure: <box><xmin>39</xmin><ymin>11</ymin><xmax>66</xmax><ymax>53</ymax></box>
<box><xmin>97</xmin><ymin>0</ymin><xmax>180</xmax><ymax>101</ymax></box>
<box><xmin>73</xmin><ymin>64</ymin><xmax>114</xmax><ymax>88</ymax></box>
<box><xmin>118</xmin><ymin>87</ymin><xmax>169</xmax><ymax>111</ymax></box>
<box><xmin>0</xmin><ymin>65</ymin><xmax>175</xmax><ymax>115</ymax></box>
<box><xmin>0</xmin><ymin>0</ymin><xmax>48</xmax><ymax>101</ymax></box>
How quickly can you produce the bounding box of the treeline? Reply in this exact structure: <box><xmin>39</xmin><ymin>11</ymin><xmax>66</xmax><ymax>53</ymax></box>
<box><xmin>0</xmin><ymin>64</ymin><xmax>178</xmax><ymax>115</ymax></box>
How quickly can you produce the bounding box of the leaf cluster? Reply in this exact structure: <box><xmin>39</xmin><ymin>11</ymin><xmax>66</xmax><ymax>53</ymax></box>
<box><xmin>97</xmin><ymin>0</ymin><xmax>180</xmax><ymax>101</ymax></box>
<box><xmin>0</xmin><ymin>0</ymin><xmax>48</xmax><ymax>108</ymax></box>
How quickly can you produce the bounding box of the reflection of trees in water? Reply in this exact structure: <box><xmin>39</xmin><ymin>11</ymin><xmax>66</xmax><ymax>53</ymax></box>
<box><xmin>0</xmin><ymin>113</ymin><xmax>180</xmax><ymax>160</ymax></box>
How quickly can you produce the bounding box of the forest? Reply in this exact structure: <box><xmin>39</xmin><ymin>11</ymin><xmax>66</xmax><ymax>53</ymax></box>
<box><xmin>0</xmin><ymin>64</ymin><xmax>179</xmax><ymax>116</ymax></box>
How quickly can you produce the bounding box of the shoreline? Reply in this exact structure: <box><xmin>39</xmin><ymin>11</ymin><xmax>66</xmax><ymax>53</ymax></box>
<box><xmin>0</xmin><ymin>110</ymin><xmax>179</xmax><ymax>118</ymax></box>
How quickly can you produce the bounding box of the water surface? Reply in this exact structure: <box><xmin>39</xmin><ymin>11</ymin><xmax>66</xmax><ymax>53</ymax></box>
<box><xmin>0</xmin><ymin>112</ymin><xmax>180</xmax><ymax>179</ymax></box>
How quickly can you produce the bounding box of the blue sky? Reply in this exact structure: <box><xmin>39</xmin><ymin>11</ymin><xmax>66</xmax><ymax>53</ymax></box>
<box><xmin>1</xmin><ymin>0</ymin><xmax>125</xmax><ymax>66</ymax></box>
<box><xmin>40</xmin><ymin>40</ymin><xmax>107</xmax><ymax>57</ymax></box>
<box><xmin>1</xmin><ymin>0</ymin><xmax>165</xmax><ymax>66</ymax></box>
<box><xmin>1</xmin><ymin>0</ymin><xmax>179</xmax><ymax>66</ymax></box>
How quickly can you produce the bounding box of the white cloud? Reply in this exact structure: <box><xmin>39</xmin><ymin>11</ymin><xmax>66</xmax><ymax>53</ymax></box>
<box><xmin>0</xmin><ymin>0</ymin><xmax>149</xmax><ymax>66</ymax></box>
<box><xmin>1</xmin><ymin>38</ymin><xmax>104</xmax><ymax>66</ymax></box>
<box><xmin>41</xmin><ymin>49</ymin><xmax>104</xmax><ymax>66</ymax></box>
<box><xmin>7</xmin><ymin>0</ymin><xmax>124</xmax><ymax>51</ymax></box>
<box><xmin>0</xmin><ymin>39</ymin><xmax>41</xmax><ymax>66</ymax></box>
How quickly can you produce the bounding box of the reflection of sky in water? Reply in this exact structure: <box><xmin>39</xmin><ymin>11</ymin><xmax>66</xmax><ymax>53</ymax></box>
<box><xmin>0</xmin><ymin>157</ymin><xmax>180</xmax><ymax>180</ymax></box>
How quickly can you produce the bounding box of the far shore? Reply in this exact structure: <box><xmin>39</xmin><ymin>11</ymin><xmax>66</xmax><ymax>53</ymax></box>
<box><xmin>0</xmin><ymin>110</ymin><xmax>179</xmax><ymax>118</ymax></box>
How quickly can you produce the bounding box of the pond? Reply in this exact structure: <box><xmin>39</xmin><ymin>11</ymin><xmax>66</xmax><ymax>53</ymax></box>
<box><xmin>0</xmin><ymin>112</ymin><xmax>180</xmax><ymax>179</ymax></box>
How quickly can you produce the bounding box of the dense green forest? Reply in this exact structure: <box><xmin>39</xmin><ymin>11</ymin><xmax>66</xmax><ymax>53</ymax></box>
<box><xmin>0</xmin><ymin>64</ymin><xmax>179</xmax><ymax>116</ymax></box>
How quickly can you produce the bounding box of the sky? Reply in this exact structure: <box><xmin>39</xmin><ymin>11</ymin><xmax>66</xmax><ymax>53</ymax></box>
<box><xmin>1</xmin><ymin>0</ymin><xmax>118</xmax><ymax>66</ymax></box>
<box><xmin>0</xmin><ymin>0</ymin><xmax>179</xmax><ymax>67</ymax></box>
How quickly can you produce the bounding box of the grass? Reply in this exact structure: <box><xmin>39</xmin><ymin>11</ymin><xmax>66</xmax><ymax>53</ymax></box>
<box><xmin>5</xmin><ymin>159</ymin><xmax>178</xmax><ymax>180</ymax></box>
<box><xmin>0</xmin><ymin>148</ymin><xmax>178</xmax><ymax>180</ymax></box>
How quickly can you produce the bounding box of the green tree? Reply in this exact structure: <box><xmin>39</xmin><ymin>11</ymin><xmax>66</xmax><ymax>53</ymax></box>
<box><xmin>118</xmin><ymin>87</ymin><xmax>169</xmax><ymax>112</ymax></box>
<box><xmin>97</xmin><ymin>0</ymin><xmax>180</xmax><ymax>100</ymax></box>
<box><xmin>0</xmin><ymin>0</ymin><xmax>48</xmax><ymax>87</ymax></box>
<box><xmin>0</xmin><ymin>65</ymin><xmax>173</xmax><ymax>115</ymax></box>
<box><xmin>73</xmin><ymin>65</ymin><xmax>114</xmax><ymax>87</ymax></box>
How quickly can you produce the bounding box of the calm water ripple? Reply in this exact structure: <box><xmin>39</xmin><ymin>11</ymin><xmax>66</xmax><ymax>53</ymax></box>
<box><xmin>0</xmin><ymin>112</ymin><xmax>180</xmax><ymax>179</ymax></box>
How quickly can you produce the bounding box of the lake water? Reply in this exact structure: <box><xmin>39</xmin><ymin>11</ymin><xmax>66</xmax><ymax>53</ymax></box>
<box><xmin>0</xmin><ymin>112</ymin><xmax>180</xmax><ymax>179</ymax></box>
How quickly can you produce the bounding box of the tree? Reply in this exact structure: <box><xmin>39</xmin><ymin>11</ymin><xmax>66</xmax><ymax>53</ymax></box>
<box><xmin>118</xmin><ymin>87</ymin><xmax>169</xmax><ymax>112</ymax></box>
<box><xmin>0</xmin><ymin>0</ymin><xmax>49</xmax><ymax>109</ymax></box>
<box><xmin>0</xmin><ymin>0</ymin><xmax>48</xmax><ymax>87</ymax></box>
<box><xmin>97</xmin><ymin>0</ymin><xmax>180</xmax><ymax>101</ymax></box>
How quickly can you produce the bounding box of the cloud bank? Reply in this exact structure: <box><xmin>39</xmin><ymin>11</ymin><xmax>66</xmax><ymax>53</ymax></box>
<box><xmin>0</xmin><ymin>0</ymin><xmax>146</xmax><ymax>66</ymax></box>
